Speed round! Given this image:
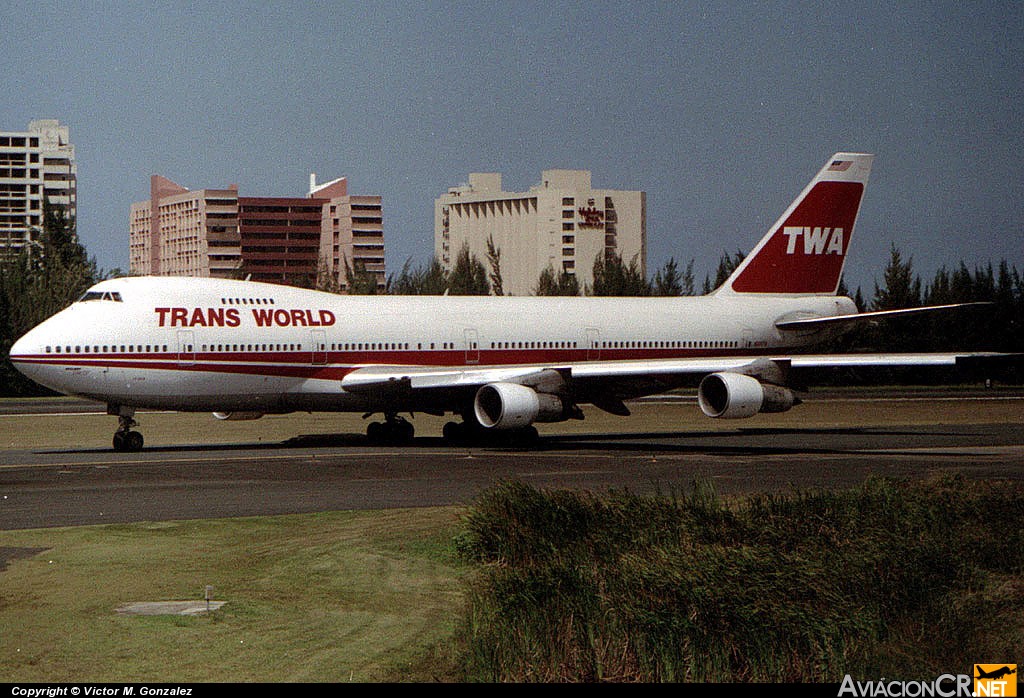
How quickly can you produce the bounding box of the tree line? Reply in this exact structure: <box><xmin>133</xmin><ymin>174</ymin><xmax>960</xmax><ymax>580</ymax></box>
<box><xmin>342</xmin><ymin>241</ymin><xmax>712</xmax><ymax>297</ymax></box>
<box><xmin>829</xmin><ymin>245</ymin><xmax>1024</xmax><ymax>383</ymax></box>
<box><xmin>0</xmin><ymin>203</ymin><xmax>107</xmax><ymax>396</ymax></box>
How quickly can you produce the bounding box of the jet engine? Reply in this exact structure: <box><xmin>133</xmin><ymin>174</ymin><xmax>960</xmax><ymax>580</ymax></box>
<box><xmin>473</xmin><ymin>382</ymin><xmax>567</xmax><ymax>430</ymax></box>
<box><xmin>212</xmin><ymin>411</ymin><xmax>265</xmax><ymax>421</ymax></box>
<box><xmin>697</xmin><ymin>372</ymin><xmax>797</xmax><ymax>419</ymax></box>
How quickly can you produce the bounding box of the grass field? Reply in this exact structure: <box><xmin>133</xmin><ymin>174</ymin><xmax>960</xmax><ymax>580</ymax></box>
<box><xmin>0</xmin><ymin>507</ymin><xmax>469</xmax><ymax>682</ymax></box>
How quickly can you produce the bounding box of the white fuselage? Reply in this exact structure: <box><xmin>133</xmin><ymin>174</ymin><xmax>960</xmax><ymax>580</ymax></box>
<box><xmin>10</xmin><ymin>276</ymin><xmax>855</xmax><ymax>414</ymax></box>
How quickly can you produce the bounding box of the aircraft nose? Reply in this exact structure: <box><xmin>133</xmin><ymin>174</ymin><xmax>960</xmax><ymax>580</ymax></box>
<box><xmin>10</xmin><ymin>331</ymin><xmax>32</xmax><ymax>361</ymax></box>
<box><xmin>8</xmin><ymin>321</ymin><xmax>67</xmax><ymax>395</ymax></box>
<box><xmin>9</xmin><ymin>323</ymin><xmax>49</xmax><ymax>379</ymax></box>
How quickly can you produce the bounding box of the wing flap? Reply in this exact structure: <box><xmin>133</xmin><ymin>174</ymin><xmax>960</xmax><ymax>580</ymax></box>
<box><xmin>341</xmin><ymin>364</ymin><xmax>558</xmax><ymax>394</ymax></box>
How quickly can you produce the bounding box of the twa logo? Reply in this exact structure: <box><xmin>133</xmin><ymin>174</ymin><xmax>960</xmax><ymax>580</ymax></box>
<box><xmin>782</xmin><ymin>226</ymin><xmax>845</xmax><ymax>255</ymax></box>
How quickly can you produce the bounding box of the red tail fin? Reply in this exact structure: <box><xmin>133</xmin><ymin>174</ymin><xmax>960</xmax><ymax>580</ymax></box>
<box><xmin>722</xmin><ymin>153</ymin><xmax>873</xmax><ymax>295</ymax></box>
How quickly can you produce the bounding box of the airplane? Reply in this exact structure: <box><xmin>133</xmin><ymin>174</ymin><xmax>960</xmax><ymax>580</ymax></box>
<box><xmin>975</xmin><ymin>666</ymin><xmax>1016</xmax><ymax>681</ymax></box>
<box><xmin>9</xmin><ymin>152</ymin><xmax>1006</xmax><ymax>451</ymax></box>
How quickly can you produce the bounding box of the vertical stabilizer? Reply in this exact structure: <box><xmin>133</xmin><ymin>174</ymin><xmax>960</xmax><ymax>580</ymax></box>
<box><xmin>721</xmin><ymin>153</ymin><xmax>873</xmax><ymax>295</ymax></box>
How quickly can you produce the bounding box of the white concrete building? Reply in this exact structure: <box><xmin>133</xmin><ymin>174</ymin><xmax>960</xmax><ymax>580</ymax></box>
<box><xmin>0</xmin><ymin>119</ymin><xmax>76</xmax><ymax>258</ymax></box>
<box><xmin>435</xmin><ymin>170</ymin><xmax>645</xmax><ymax>295</ymax></box>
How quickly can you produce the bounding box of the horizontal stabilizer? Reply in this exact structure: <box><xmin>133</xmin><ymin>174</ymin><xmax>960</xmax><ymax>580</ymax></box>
<box><xmin>775</xmin><ymin>302</ymin><xmax>992</xmax><ymax>331</ymax></box>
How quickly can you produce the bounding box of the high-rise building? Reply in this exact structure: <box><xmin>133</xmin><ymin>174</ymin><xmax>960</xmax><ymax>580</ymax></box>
<box><xmin>129</xmin><ymin>176</ymin><xmax>240</xmax><ymax>278</ymax></box>
<box><xmin>435</xmin><ymin>170</ymin><xmax>645</xmax><ymax>295</ymax></box>
<box><xmin>130</xmin><ymin>174</ymin><xmax>384</xmax><ymax>290</ymax></box>
<box><xmin>0</xmin><ymin>119</ymin><xmax>76</xmax><ymax>258</ymax></box>
<box><xmin>237</xmin><ymin>196</ymin><xmax>324</xmax><ymax>288</ymax></box>
<box><xmin>308</xmin><ymin>175</ymin><xmax>385</xmax><ymax>292</ymax></box>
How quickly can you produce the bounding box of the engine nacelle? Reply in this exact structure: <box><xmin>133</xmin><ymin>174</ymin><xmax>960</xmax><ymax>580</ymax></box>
<box><xmin>473</xmin><ymin>382</ymin><xmax>566</xmax><ymax>430</ymax></box>
<box><xmin>697</xmin><ymin>372</ymin><xmax>797</xmax><ymax>419</ymax></box>
<box><xmin>212</xmin><ymin>411</ymin><xmax>265</xmax><ymax>421</ymax></box>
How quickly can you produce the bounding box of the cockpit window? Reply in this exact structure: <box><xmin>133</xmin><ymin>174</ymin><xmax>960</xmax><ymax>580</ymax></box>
<box><xmin>78</xmin><ymin>290</ymin><xmax>123</xmax><ymax>302</ymax></box>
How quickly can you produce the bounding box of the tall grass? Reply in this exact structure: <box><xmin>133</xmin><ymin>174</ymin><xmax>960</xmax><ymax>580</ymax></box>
<box><xmin>456</xmin><ymin>476</ymin><xmax>1024</xmax><ymax>682</ymax></box>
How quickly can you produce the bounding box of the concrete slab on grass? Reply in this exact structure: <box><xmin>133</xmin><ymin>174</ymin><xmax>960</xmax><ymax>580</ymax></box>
<box><xmin>116</xmin><ymin>601</ymin><xmax>225</xmax><ymax>616</ymax></box>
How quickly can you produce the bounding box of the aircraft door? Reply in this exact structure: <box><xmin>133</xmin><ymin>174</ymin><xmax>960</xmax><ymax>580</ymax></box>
<box><xmin>177</xmin><ymin>330</ymin><xmax>196</xmax><ymax>366</ymax></box>
<box><xmin>311</xmin><ymin>330</ymin><xmax>327</xmax><ymax>366</ymax></box>
<box><xmin>464</xmin><ymin>328</ymin><xmax>480</xmax><ymax>364</ymax></box>
<box><xmin>742</xmin><ymin>328</ymin><xmax>754</xmax><ymax>350</ymax></box>
<box><xmin>586</xmin><ymin>328</ymin><xmax>601</xmax><ymax>360</ymax></box>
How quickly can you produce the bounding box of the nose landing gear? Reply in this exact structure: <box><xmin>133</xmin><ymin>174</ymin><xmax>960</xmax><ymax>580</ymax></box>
<box><xmin>110</xmin><ymin>406</ymin><xmax>144</xmax><ymax>452</ymax></box>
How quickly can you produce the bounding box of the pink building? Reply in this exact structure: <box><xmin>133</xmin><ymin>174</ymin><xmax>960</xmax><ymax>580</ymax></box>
<box><xmin>130</xmin><ymin>174</ymin><xmax>384</xmax><ymax>290</ymax></box>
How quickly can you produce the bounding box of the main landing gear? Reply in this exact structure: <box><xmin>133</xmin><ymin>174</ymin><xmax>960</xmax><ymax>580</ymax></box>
<box><xmin>110</xmin><ymin>406</ymin><xmax>144</xmax><ymax>452</ymax></box>
<box><xmin>442</xmin><ymin>418</ymin><xmax>539</xmax><ymax>447</ymax></box>
<box><xmin>365</xmin><ymin>413</ymin><xmax>415</xmax><ymax>444</ymax></box>
<box><xmin>361</xmin><ymin>412</ymin><xmax>541</xmax><ymax>447</ymax></box>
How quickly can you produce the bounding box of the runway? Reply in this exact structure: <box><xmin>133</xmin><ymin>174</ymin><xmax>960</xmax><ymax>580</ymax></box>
<box><xmin>1</xmin><ymin>391</ymin><xmax>1021</xmax><ymax>530</ymax></box>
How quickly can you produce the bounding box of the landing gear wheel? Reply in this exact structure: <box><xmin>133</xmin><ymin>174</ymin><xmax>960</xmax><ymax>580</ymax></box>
<box><xmin>492</xmin><ymin>425</ymin><xmax>540</xmax><ymax>448</ymax></box>
<box><xmin>443</xmin><ymin>419</ymin><xmax>484</xmax><ymax>445</ymax></box>
<box><xmin>113</xmin><ymin>429</ymin><xmax>144</xmax><ymax>452</ymax></box>
<box><xmin>442</xmin><ymin>421</ymin><xmax>540</xmax><ymax>447</ymax></box>
<box><xmin>112</xmin><ymin>410</ymin><xmax>143</xmax><ymax>452</ymax></box>
<box><xmin>125</xmin><ymin>430</ymin><xmax>144</xmax><ymax>452</ymax></box>
<box><xmin>442</xmin><ymin>421</ymin><xmax>464</xmax><ymax>444</ymax></box>
<box><xmin>397</xmin><ymin>418</ymin><xmax>414</xmax><ymax>442</ymax></box>
<box><xmin>366</xmin><ymin>414</ymin><xmax>415</xmax><ymax>444</ymax></box>
<box><xmin>516</xmin><ymin>425</ymin><xmax>540</xmax><ymax>447</ymax></box>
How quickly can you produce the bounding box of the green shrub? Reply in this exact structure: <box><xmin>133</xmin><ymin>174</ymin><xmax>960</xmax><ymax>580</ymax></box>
<box><xmin>457</xmin><ymin>475</ymin><xmax>1024</xmax><ymax>682</ymax></box>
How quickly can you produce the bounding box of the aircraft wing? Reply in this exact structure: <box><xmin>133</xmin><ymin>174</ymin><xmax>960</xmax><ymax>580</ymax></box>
<box><xmin>342</xmin><ymin>352</ymin><xmax>1002</xmax><ymax>388</ymax></box>
<box><xmin>341</xmin><ymin>351</ymin><xmax>1009</xmax><ymax>411</ymax></box>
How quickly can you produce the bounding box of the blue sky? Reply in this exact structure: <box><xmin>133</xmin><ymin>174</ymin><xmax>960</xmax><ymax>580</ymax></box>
<box><xmin>4</xmin><ymin>1</ymin><xmax>1022</xmax><ymax>294</ymax></box>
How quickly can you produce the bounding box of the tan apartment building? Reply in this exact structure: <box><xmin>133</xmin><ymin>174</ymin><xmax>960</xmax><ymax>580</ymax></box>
<box><xmin>0</xmin><ymin>119</ymin><xmax>76</xmax><ymax>258</ymax></box>
<box><xmin>308</xmin><ymin>175</ymin><xmax>386</xmax><ymax>292</ymax></box>
<box><xmin>435</xmin><ymin>170</ymin><xmax>645</xmax><ymax>295</ymax></box>
<box><xmin>129</xmin><ymin>176</ymin><xmax>240</xmax><ymax>278</ymax></box>
<box><xmin>130</xmin><ymin>174</ymin><xmax>384</xmax><ymax>290</ymax></box>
